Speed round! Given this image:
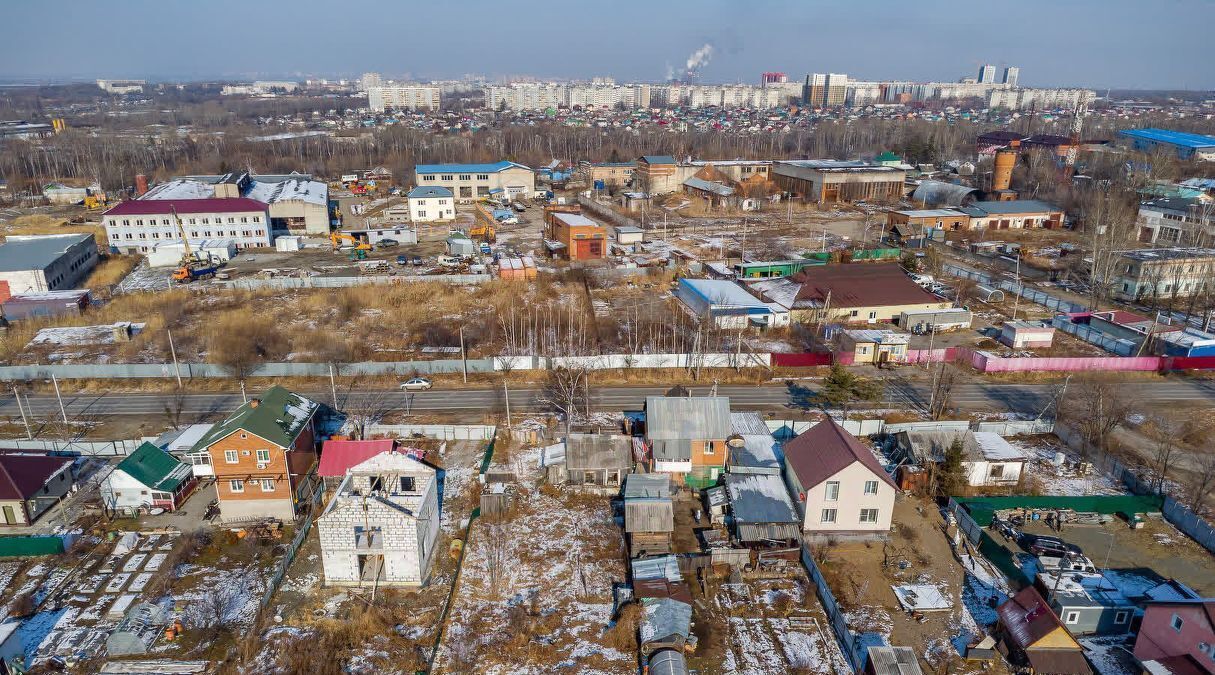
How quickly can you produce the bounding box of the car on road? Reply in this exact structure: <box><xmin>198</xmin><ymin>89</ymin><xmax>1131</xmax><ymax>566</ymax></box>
<box><xmin>378</xmin><ymin>239</ymin><xmax>399</xmax><ymax>247</ymax></box>
<box><xmin>512</xmin><ymin>201</ymin><xmax>526</xmax><ymax>212</ymax></box>
<box><xmin>1021</xmin><ymin>534</ymin><xmax>1082</xmax><ymax>558</ymax></box>
<box><xmin>399</xmin><ymin>377</ymin><xmax>433</xmax><ymax>391</ymax></box>
<box><xmin>395</xmin><ymin>254</ymin><xmax>409</xmax><ymax>265</ymax></box>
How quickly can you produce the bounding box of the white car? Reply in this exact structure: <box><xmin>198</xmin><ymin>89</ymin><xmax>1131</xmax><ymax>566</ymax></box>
<box><xmin>399</xmin><ymin>377</ymin><xmax>433</xmax><ymax>391</ymax></box>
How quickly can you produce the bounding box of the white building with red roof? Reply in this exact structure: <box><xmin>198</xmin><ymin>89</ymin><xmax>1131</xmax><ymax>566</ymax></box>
<box><xmin>102</xmin><ymin>197</ymin><xmax>271</xmax><ymax>254</ymax></box>
<box><xmin>781</xmin><ymin>418</ymin><xmax>896</xmax><ymax>536</ymax></box>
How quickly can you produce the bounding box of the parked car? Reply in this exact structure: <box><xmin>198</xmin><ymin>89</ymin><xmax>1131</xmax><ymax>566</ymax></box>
<box><xmin>399</xmin><ymin>377</ymin><xmax>433</xmax><ymax>391</ymax></box>
<box><xmin>411</xmin><ymin>256</ymin><xmax>423</xmax><ymax>266</ymax></box>
<box><xmin>512</xmin><ymin>201</ymin><xmax>526</xmax><ymax>212</ymax></box>
<box><xmin>1022</xmin><ymin>534</ymin><xmax>1082</xmax><ymax>557</ymax></box>
<box><xmin>395</xmin><ymin>254</ymin><xmax>409</xmax><ymax>265</ymax></box>
<box><xmin>378</xmin><ymin>238</ymin><xmax>399</xmax><ymax>247</ymax></box>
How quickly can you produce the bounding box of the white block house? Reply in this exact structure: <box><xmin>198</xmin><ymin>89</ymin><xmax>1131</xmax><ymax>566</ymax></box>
<box><xmin>782</xmin><ymin>419</ymin><xmax>896</xmax><ymax>536</ymax></box>
<box><xmin>318</xmin><ymin>451</ymin><xmax>440</xmax><ymax>587</ymax></box>
<box><xmin>407</xmin><ymin>186</ymin><xmax>455</xmax><ymax>222</ymax></box>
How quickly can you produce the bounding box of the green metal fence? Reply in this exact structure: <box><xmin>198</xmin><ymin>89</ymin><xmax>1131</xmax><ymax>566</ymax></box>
<box><xmin>953</xmin><ymin>495</ymin><xmax>1164</xmax><ymax>526</ymax></box>
<box><xmin>0</xmin><ymin>536</ymin><xmax>65</xmax><ymax>557</ymax></box>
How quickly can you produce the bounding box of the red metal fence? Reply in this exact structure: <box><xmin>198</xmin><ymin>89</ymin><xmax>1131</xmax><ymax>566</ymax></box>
<box><xmin>770</xmin><ymin>352</ymin><xmax>834</xmax><ymax>368</ymax></box>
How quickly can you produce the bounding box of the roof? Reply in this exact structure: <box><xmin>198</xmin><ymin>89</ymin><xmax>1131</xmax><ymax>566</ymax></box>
<box><xmin>899</xmin><ymin>430</ymin><xmax>1026</xmax><ymax>463</ymax></box>
<box><xmin>1141</xmin><ymin>655</ymin><xmax>1210</xmax><ymax>675</ymax></box>
<box><xmin>645</xmin><ymin>396</ymin><xmax>732</xmax><ymax>441</ymax></box>
<box><xmin>969</xmin><ymin>200</ymin><xmax>1062</xmax><ymax>215</ymax></box>
<box><xmin>640</xmin><ymin>155</ymin><xmax>676</xmax><ymax>165</ymax></box>
<box><xmin>998</xmin><ymin>586</ymin><xmax>1075</xmax><ymax>650</ymax></box>
<box><xmin>1118</xmin><ymin>247</ymin><xmax>1215</xmax><ymax>262</ymax></box>
<box><xmin>317</xmin><ymin>439</ymin><xmax>396</xmax><ymax>477</ymax></box>
<box><xmin>189</xmin><ymin>386</ymin><xmax>318</xmax><ymax>453</ymax></box>
<box><xmin>1023</xmin><ymin>650</ymin><xmax>1094</xmax><ymax>675</ymax></box>
<box><xmin>565</xmin><ymin>434</ymin><xmax>633</xmax><ymax>471</ymax></box>
<box><xmin>0</xmin><ymin>454</ymin><xmax>73</xmax><ymax>500</ymax></box>
<box><xmin>895</xmin><ymin>209</ymin><xmax>969</xmax><ymax>218</ymax></box>
<box><xmin>1119</xmin><ymin>128</ymin><xmax>1215</xmax><ymax>149</ymax></box>
<box><xmin>414</xmin><ymin>161</ymin><xmax>531</xmax><ymax>175</ymax></box>
<box><xmin>103</xmin><ymin>198</ymin><xmax>268</xmax><ymax>216</ymax></box>
<box><xmin>1144</xmin><ymin>580</ymin><xmax>1202</xmax><ymax>603</ymax></box>
<box><xmin>843</xmin><ymin>329</ymin><xmax>910</xmax><ymax>345</ymax></box>
<box><xmin>783</xmin><ymin>418</ymin><xmax>896</xmax><ymax>490</ymax></box>
<box><xmin>552</xmin><ymin>212</ymin><xmax>601</xmax><ymax>229</ymax></box>
<box><xmin>632</xmin><ymin>555</ymin><xmax>681</xmax><ymax>582</ymax></box>
<box><xmin>725</xmin><ymin>473</ymin><xmax>798</xmax><ymax>525</ymax></box>
<box><xmin>728</xmin><ymin>413</ymin><xmax>781</xmax><ymax>473</ymax></box>
<box><xmin>682</xmin><ymin>176</ymin><xmax>735</xmax><ymax>197</ymax></box>
<box><xmin>640</xmin><ymin>597</ymin><xmax>692</xmax><ymax>644</ymax></box>
<box><xmin>911</xmin><ymin>180</ymin><xmax>979</xmax><ymax>207</ymax></box>
<box><xmin>623</xmin><ymin>473</ymin><xmax>671</xmax><ymax>500</ymax></box>
<box><xmin>778</xmin><ymin>159</ymin><xmax>901</xmax><ymax>173</ymax></box>
<box><xmin>406</xmin><ymin>186</ymin><xmax>453</xmax><ymax>198</ymax></box>
<box><xmin>791</xmin><ymin>264</ymin><xmax>945</xmax><ymax>309</ymax></box>
<box><xmin>115</xmin><ymin>442</ymin><xmax>192</xmax><ymax>492</ymax></box>
<box><xmin>0</xmin><ymin>233</ymin><xmax>94</xmax><ymax>273</ymax></box>
<box><xmin>867</xmin><ymin>646</ymin><xmax>925</xmax><ymax>675</ymax></box>
<box><xmin>244</xmin><ymin>178</ymin><xmax>328</xmax><ymax>206</ymax></box>
<box><xmin>678</xmin><ymin>278</ymin><xmax>769</xmax><ymax>310</ymax></box>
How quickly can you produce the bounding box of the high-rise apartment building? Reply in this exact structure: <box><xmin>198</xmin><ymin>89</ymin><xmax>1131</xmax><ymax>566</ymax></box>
<box><xmin>1002</xmin><ymin>66</ymin><xmax>1019</xmax><ymax>87</ymax></box>
<box><xmin>978</xmin><ymin>64</ymin><xmax>997</xmax><ymax>83</ymax></box>
<box><xmin>360</xmin><ymin>72</ymin><xmax>382</xmax><ymax>92</ymax></box>
<box><xmin>367</xmin><ymin>85</ymin><xmax>442</xmax><ymax>112</ymax></box>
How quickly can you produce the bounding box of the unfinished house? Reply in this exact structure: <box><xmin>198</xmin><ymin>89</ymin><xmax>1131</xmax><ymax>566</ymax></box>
<box><xmin>645</xmin><ymin>394</ymin><xmax>732</xmax><ymax>489</ymax></box>
<box><xmin>893</xmin><ymin>430</ymin><xmax>1027</xmax><ymax>488</ymax></box>
<box><xmin>624</xmin><ymin>473</ymin><xmax>674</xmax><ymax>558</ymax></box>
<box><xmin>559</xmin><ymin>433</ymin><xmax>634</xmax><ymax>488</ymax></box>
<box><xmin>318</xmin><ymin>451</ymin><xmax>440</xmax><ymax>587</ymax></box>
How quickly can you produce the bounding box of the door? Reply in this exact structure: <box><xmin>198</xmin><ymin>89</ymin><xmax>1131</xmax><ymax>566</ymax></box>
<box><xmin>2</xmin><ymin>505</ymin><xmax>15</xmax><ymax>524</ymax></box>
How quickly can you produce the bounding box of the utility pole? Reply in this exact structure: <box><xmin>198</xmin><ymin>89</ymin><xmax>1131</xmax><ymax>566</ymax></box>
<box><xmin>459</xmin><ymin>326</ymin><xmax>468</xmax><ymax>383</ymax></box>
<box><xmin>239</xmin><ymin>380</ymin><xmax>248</xmax><ymax>404</ymax></box>
<box><xmin>329</xmin><ymin>363</ymin><xmax>338</xmax><ymax>408</ymax></box>
<box><xmin>503</xmin><ymin>381</ymin><xmax>512</xmax><ymax>428</ymax></box>
<box><xmin>1011</xmin><ymin>254</ymin><xmax>1022</xmax><ymax>321</ymax></box>
<box><xmin>51</xmin><ymin>374</ymin><xmax>68</xmax><ymax>424</ymax></box>
<box><xmin>167</xmin><ymin>328</ymin><xmax>182</xmax><ymax>387</ymax></box>
<box><xmin>12</xmin><ymin>385</ymin><xmax>31</xmax><ymax>440</ymax></box>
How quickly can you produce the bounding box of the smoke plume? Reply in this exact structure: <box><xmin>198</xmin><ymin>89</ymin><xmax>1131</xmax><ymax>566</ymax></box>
<box><xmin>685</xmin><ymin>43</ymin><xmax>714</xmax><ymax>71</ymax></box>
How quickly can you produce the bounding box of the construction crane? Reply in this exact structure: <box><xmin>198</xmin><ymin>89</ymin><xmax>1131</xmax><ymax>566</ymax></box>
<box><xmin>169</xmin><ymin>207</ymin><xmax>219</xmax><ymax>283</ymax></box>
<box><xmin>1063</xmin><ymin>92</ymin><xmax>1089</xmax><ymax>179</ymax></box>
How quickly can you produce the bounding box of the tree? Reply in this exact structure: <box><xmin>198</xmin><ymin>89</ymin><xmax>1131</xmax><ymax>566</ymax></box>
<box><xmin>818</xmin><ymin>364</ymin><xmax>882</xmax><ymax>419</ymax></box>
<box><xmin>938</xmin><ymin>437</ymin><xmax>967</xmax><ymax>497</ymax></box>
<box><xmin>539</xmin><ymin>366</ymin><xmax>590</xmax><ymax>440</ymax></box>
<box><xmin>1060</xmin><ymin>378</ymin><xmax>1134</xmax><ymax>460</ymax></box>
<box><xmin>1148</xmin><ymin>414</ymin><xmax>1180</xmax><ymax>495</ymax></box>
<box><xmin>928</xmin><ymin>363</ymin><xmax>956</xmax><ymax>421</ymax></box>
<box><xmin>338</xmin><ymin>381</ymin><xmax>401</xmax><ymax>440</ymax></box>
<box><xmin>1187</xmin><ymin>453</ymin><xmax>1215</xmax><ymax>517</ymax></box>
<box><xmin>208</xmin><ymin>315</ymin><xmax>288</xmax><ymax>385</ymax></box>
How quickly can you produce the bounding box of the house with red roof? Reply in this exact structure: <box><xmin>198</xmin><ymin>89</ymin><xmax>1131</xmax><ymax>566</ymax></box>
<box><xmin>995</xmin><ymin>586</ymin><xmax>1092</xmax><ymax>675</ymax></box>
<box><xmin>781</xmin><ymin>418</ymin><xmax>896</xmax><ymax>536</ymax></box>
<box><xmin>0</xmin><ymin>454</ymin><xmax>76</xmax><ymax>526</ymax></box>
<box><xmin>318</xmin><ymin>439</ymin><xmax>397</xmax><ymax>487</ymax></box>
<box><xmin>751</xmin><ymin>264</ymin><xmax>953</xmax><ymax>324</ymax></box>
<box><xmin>102</xmin><ymin>197</ymin><xmax>271</xmax><ymax>254</ymax></box>
<box><xmin>1134</xmin><ymin>598</ymin><xmax>1215</xmax><ymax>674</ymax></box>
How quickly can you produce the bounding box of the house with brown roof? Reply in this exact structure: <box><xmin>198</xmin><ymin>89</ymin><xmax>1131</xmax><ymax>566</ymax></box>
<box><xmin>781</xmin><ymin>419</ymin><xmax>896</xmax><ymax>537</ymax></box>
<box><xmin>0</xmin><ymin>454</ymin><xmax>76</xmax><ymax>526</ymax></box>
<box><xmin>752</xmin><ymin>264</ymin><xmax>953</xmax><ymax>324</ymax></box>
<box><xmin>995</xmin><ymin>586</ymin><xmax>1093</xmax><ymax>675</ymax></box>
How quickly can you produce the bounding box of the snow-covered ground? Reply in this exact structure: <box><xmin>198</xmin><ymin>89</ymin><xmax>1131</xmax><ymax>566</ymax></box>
<box><xmin>1080</xmin><ymin>635</ymin><xmax>1139</xmax><ymax>675</ymax></box>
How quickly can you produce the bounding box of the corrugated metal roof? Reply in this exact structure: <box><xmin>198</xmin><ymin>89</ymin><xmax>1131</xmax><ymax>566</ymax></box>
<box><xmin>624</xmin><ymin>473</ymin><xmax>671</xmax><ymax>500</ymax></box>
<box><xmin>682</xmin><ymin>176</ymin><xmax>735</xmax><ymax>197</ymax></box>
<box><xmin>867</xmin><ymin>646</ymin><xmax>925</xmax><ymax>675</ymax></box>
<box><xmin>645</xmin><ymin>396</ymin><xmax>732</xmax><ymax>441</ymax></box>
<box><xmin>414</xmin><ymin>161</ymin><xmax>531</xmax><ymax>174</ymax></box>
<box><xmin>736</xmin><ymin>523</ymin><xmax>802</xmax><ymax>542</ymax></box>
<box><xmin>0</xmin><ymin>233</ymin><xmax>94</xmax><ymax>273</ymax></box>
<box><xmin>910</xmin><ymin>180</ymin><xmax>978</xmax><ymax>207</ymax></box>
<box><xmin>566</xmin><ymin>433</ymin><xmax>633</xmax><ymax>471</ymax></box>
<box><xmin>969</xmin><ymin>200</ymin><xmax>1061</xmax><ymax>215</ymax></box>
<box><xmin>1119</xmin><ymin>128</ymin><xmax>1215</xmax><ymax>149</ymax></box>
<box><xmin>632</xmin><ymin>555</ymin><xmax>682</xmax><ymax>582</ymax></box>
<box><xmin>406</xmin><ymin>186</ymin><xmax>453</xmax><ymax>198</ymax></box>
<box><xmin>648</xmin><ymin>649</ymin><xmax>689</xmax><ymax>675</ymax></box>
<box><xmin>725</xmin><ymin>473</ymin><xmax>799</xmax><ymax>525</ymax></box>
<box><xmin>640</xmin><ymin>597</ymin><xmax>692</xmax><ymax>644</ymax></box>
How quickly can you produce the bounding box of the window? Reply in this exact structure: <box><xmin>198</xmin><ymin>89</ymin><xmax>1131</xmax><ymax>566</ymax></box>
<box><xmin>224</xmin><ymin>450</ymin><xmax>239</xmax><ymax>464</ymax></box>
<box><xmin>859</xmin><ymin>508</ymin><xmax>879</xmax><ymax>523</ymax></box>
<box><xmin>441</xmin><ymin>174</ymin><xmax>453</xmax><ymax>181</ymax></box>
<box><xmin>418</xmin><ymin>211</ymin><xmax>426</xmax><ymax>218</ymax></box>
<box><xmin>821</xmin><ymin>508</ymin><xmax>837</xmax><ymax>523</ymax></box>
<box><xmin>868</xmin><ymin>311</ymin><xmax>877</xmax><ymax>320</ymax></box>
<box><xmin>703</xmin><ymin>443</ymin><xmax>714</xmax><ymax>455</ymax></box>
<box><xmin>422</xmin><ymin>175</ymin><xmax>435</xmax><ymax>181</ymax></box>
<box><xmin>1113</xmin><ymin>610</ymin><xmax>1129</xmax><ymax>624</ymax></box>
<box><xmin>459</xmin><ymin>174</ymin><xmax>471</xmax><ymax>180</ymax></box>
<box><xmin>989</xmin><ymin>465</ymin><xmax>1005</xmax><ymax>478</ymax></box>
<box><xmin>476</xmin><ymin>174</ymin><xmax>489</xmax><ymax>180</ymax></box>
<box><xmin>227</xmin><ymin>217</ymin><xmax>235</xmax><ymax>223</ymax></box>
<box><xmin>252</xmin><ymin>216</ymin><xmax>260</xmax><ymax>223</ymax></box>
<box><xmin>370</xmin><ymin>476</ymin><xmax>384</xmax><ymax>492</ymax></box>
<box><xmin>824</xmin><ymin>481</ymin><xmax>840</xmax><ymax>501</ymax></box>
<box><xmin>400</xmin><ymin>476</ymin><xmax>416</xmax><ymax>492</ymax></box>
<box><xmin>255</xmin><ymin>449</ymin><xmax>271</xmax><ymax>463</ymax></box>
<box><xmin>416</xmin><ymin>199</ymin><xmax>427</xmax><ymax>206</ymax></box>
<box><xmin>438</xmin><ymin>199</ymin><xmax>447</xmax><ymax>205</ymax></box>
<box><xmin>260</xmin><ymin>479</ymin><xmax>275</xmax><ymax>492</ymax></box>
<box><xmin>1065</xmin><ymin>611</ymin><xmax>1079</xmax><ymax>624</ymax></box>
<box><xmin>863</xmin><ymin>480</ymin><xmax>878</xmax><ymax>495</ymax></box>
<box><xmin>229</xmin><ymin>479</ymin><xmax>244</xmax><ymax>493</ymax></box>
<box><xmin>850</xmin><ymin>310</ymin><xmax>859</xmax><ymax>317</ymax></box>
<box><xmin>1171</xmin><ymin>613</ymin><xmax>1184</xmax><ymax>632</ymax></box>
<box><xmin>240</xmin><ymin>217</ymin><xmax>247</xmax><ymax>223</ymax></box>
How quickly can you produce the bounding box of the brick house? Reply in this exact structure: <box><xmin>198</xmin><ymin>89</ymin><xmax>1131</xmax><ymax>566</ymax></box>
<box><xmin>189</xmin><ymin>386</ymin><xmax>319</xmax><ymax>522</ymax></box>
<box><xmin>644</xmin><ymin>394</ymin><xmax>731</xmax><ymax>490</ymax></box>
<box><xmin>1133</xmin><ymin>599</ymin><xmax>1215</xmax><ymax>673</ymax></box>
<box><xmin>317</xmin><ymin>450</ymin><xmax>440</xmax><ymax>587</ymax></box>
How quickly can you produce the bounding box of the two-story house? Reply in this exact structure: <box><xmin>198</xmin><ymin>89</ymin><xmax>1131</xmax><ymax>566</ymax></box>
<box><xmin>317</xmin><ymin>450</ymin><xmax>440</xmax><ymax>587</ymax></box>
<box><xmin>782</xmin><ymin>418</ymin><xmax>896</xmax><ymax>537</ymax></box>
<box><xmin>644</xmin><ymin>394</ymin><xmax>731</xmax><ymax>490</ymax></box>
<box><xmin>189</xmin><ymin>386</ymin><xmax>319</xmax><ymax>523</ymax></box>
<box><xmin>1134</xmin><ymin>599</ymin><xmax>1215</xmax><ymax>673</ymax></box>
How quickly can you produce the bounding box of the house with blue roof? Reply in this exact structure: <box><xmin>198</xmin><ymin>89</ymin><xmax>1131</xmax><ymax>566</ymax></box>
<box><xmin>406</xmin><ymin>185</ymin><xmax>455</xmax><ymax>222</ymax></box>
<box><xmin>412</xmin><ymin>161</ymin><xmax>535</xmax><ymax>202</ymax></box>
<box><xmin>1118</xmin><ymin>128</ymin><xmax>1215</xmax><ymax>162</ymax></box>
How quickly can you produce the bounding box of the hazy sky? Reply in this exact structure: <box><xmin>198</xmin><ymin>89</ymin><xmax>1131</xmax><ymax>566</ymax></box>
<box><xmin>4</xmin><ymin>0</ymin><xmax>1213</xmax><ymax>89</ymax></box>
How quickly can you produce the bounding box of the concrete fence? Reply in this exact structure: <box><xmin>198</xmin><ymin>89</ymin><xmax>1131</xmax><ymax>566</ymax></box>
<box><xmin>0</xmin><ymin>438</ymin><xmax>155</xmax><ymax>456</ymax></box>
<box><xmin>942</xmin><ymin>262</ymin><xmax>1087</xmax><ymax>314</ymax></box>
<box><xmin>768</xmin><ymin>418</ymin><xmax>1052</xmax><ymax>439</ymax></box>
<box><xmin>364</xmin><ymin>424</ymin><xmax>497</xmax><ymax>441</ymax></box>
<box><xmin>1162</xmin><ymin>497</ymin><xmax>1215</xmax><ymax>555</ymax></box>
<box><xmin>1051</xmin><ymin>317</ymin><xmax>1138</xmax><ymax>356</ymax></box>
<box><xmin>576</xmin><ymin>195</ymin><xmax>643</xmax><ymax>230</ymax></box>
<box><xmin>214</xmin><ymin>274</ymin><xmax>491</xmax><ymax>291</ymax></box>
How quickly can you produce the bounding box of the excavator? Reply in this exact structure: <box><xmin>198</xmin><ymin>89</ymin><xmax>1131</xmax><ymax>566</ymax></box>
<box><xmin>168</xmin><ymin>207</ymin><xmax>219</xmax><ymax>283</ymax></box>
<box><xmin>330</xmin><ymin>232</ymin><xmax>373</xmax><ymax>253</ymax></box>
<box><xmin>470</xmin><ymin>202</ymin><xmax>498</xmax><ymax>243</ymax></box>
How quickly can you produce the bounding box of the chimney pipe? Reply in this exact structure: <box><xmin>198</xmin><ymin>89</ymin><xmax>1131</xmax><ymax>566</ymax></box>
<box><xmin>135</xmin><ymin>174</ymin><xmax>149</xmax><ymax>197</ymax></box>
<box><xmin>250</xmin><ymin>399</ymin><xmax>260</xmax><ymax>408</ymax></box>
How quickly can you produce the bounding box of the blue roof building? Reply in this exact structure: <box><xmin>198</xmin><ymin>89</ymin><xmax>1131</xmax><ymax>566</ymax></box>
<box><xmin>406</xmin><ymin>186</ymin><xmax>453</xmax><ymax>199</ymax></box>
<box><xmin>1118</xmin><ymin>128</ymin><xmax>1215</xmax><ymax>161</ymax></box>
<box><xmin>413</xmin><ymin>161</ymin><xmax>530</xmax><ymax>175</ymax></box>
<box><xmin>412</xmin><ymin>161</ymin><xmax>535</xmax><ymax>201</ymax></box>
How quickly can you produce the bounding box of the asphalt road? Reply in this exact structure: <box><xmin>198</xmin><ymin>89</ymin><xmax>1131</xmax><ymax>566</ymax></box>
<box><xmin>3</xmin><ymin>379</ymin><xmax>1213</xmax><ymax>420</ymax></box>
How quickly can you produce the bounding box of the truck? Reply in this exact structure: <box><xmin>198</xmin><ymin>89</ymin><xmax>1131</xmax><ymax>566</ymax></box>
<box><xmin>172</xmin><ymin>262</ymin><xmax>219</xmax><ymax>283</ymax></box>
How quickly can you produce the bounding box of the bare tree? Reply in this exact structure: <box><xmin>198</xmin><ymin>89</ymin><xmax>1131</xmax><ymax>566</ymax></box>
<box><xmin>1148</xmin><ymin>414</ymin><xmax>1180</xmax><ymax>495</ymax></box>
<box><xmin>1060</xmin><ymin>378</ymin><xmax>1134</xmax><ymax>460</ymax></box>
<box><xmin>338</xmin><ymin>381</ymin><xmax>401</xmax><ymax>440</ymax></box>
<box><xmin>480</xmin><ymin>519</ymin><xmax>511</xmax><ymax>598</ymax></box>
<box><xmin>928</xmin><ymin>364</ymin><xmax>956</xmax><ymax>421</ymax></box>
<box><xmin>538</xmin><ymin>366</ymin><xmax>590</xmax><ymax>440</ymax></box>
<box><xmin>208</xmin><ymin>315</ymin><xmax>288</xmax><ymax>386</ymax></box>
<box><xmin>1187</xmin><ymin>453</ymin><xmax>1215</xmax><ymax>517</ymax></box>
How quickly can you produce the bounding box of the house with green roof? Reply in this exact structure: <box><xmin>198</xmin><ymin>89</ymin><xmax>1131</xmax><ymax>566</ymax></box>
<box><xmin>190</xmin><ymin>386</ymin><xmax>320</xmax><ymax>522</ymax></box>
<box><xmin>101</xmin><ymin>442</ymin><xmax>198</xmax><ymax>514</ymax></box>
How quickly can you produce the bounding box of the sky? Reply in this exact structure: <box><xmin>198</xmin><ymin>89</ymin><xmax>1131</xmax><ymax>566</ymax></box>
<box><xmin>3</xmin><ymin>0</ymin><xmax>1214</xmax><ymax>90</ymax></box>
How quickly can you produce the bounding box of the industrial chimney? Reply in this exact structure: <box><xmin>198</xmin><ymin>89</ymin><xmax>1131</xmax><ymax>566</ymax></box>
<box><xmin>135</xmin><ymin>174</ymin><xmax>149</xmax><ymax>197</ymax></box>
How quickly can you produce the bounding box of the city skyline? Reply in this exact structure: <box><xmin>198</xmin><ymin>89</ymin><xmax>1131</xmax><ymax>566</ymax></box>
<box><xmin>3</xmin><ymin>0</ymin><xmax>1214</xmax><ymax>90</ymax></box>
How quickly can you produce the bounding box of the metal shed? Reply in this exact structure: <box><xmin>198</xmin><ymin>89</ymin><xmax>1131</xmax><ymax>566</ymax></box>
<box><xmin>648</xmin><ymin>648</ymin><xmax>689</xmax><ymax>675</ymax></box>
<box><xmin>974</xmin><ymin>284</ymin><xmax>1005</xmax><ymax>303</ymax></box>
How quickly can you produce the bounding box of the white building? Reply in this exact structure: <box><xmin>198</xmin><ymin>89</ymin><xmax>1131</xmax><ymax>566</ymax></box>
<box><xmin>100</xmin><ymin>442</ymin><xmax>198</xmax><ymax>515</ymax></box>
<box><xmin>783</xmin><ymin>419</ymin><xmax>896</xmax><ymax>537</ymax></box>
<box><xmin>414</xmin><ymin>162</ymin><xmax>536</xmax><ymax>202</ymax></box>
<box><xmin>139</xmin><ymin>172</ymin><xmax>330</xmax><ymax>235</ymax></box>
<box><xmin>103</xmin><ymin>198</ymin><xmax>271</xmax><ymax>253</ymax></box>
<box><xmin>894</xmin><ymin>430</ymin><xmax>1027</xmax><ymax>488</ymax></box>
<box><xmin>318</xmin><ymin>451</ymin><xmax>440</xmax><ymax>587</ymax></box>
<box><xmin>367</xmin><ymin>85</ymin><xmax>442</xmax><ymax>112</ymax></box>
<box><xmin>145</xmin><ymin>239</ymin><xmax>237</xmax><ymax>268</ymax></box>
<box><xmin>988</xmin><ymin>87</ymin><xmax>1094</xmax><ymax>111</ymax></box>
<box><xmin>97</xmin><ymin>79</ymin><xmax>145</xmax><ymax>94</ymax></box>
<box><xmin>406</xmin><ymin>186</ymin><xmax>455</xmax><ymax>222</ymax></box>
<box><xmin>359</xmin><ymin>72</ymin><xmax>382</xmax><ymax>92</ymax></box>
<box><xmin>978</xmin><ymin>64</ymin><xmax>997</xmax><ymax>84</ymax></box>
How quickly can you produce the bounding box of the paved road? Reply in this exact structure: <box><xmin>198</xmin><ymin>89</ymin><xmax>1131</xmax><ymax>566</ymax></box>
<box><xmin>3</xmin><ymin>379</ymin><xmax>1213</xmax><ymax>419</ymax></box>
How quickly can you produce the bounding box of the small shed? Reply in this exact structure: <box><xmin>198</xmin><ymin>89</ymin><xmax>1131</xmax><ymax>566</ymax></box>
<box><xmin>727</xmin><ymin>412</ymin><xmax>781</xmax><ymax>475</ymax></box>
<box><xmin>840</xmin><ymin>329</ymin><xmax>910</xmax><ymax>365</ymax></box>
<box><xmin>106</xmin><ymin>602</ymin><xmax>169</xmax><ymax>656</ymax></box>
<box><xmin>446</xmin><ymin>232</ymin><xmax>478</xmax><ymax>256</ymax></box>
<box><xmin>974</xmin><ymin>284</ymin><xmax>1005</xmax><ymax>303</ymax></box>
<box><xmin>999</xmin><ymin>321</ymin><xmax>1055</xmax><ymax>349</ymax></box>
<box><xmin>724</xmin><ymin>473</ymin><xmax>801</xmax><ymax>548</ymax></box>
<box><xmin>624</xmin><ymin>474</ymin><xmax>674</xmax><ymax>557</ymax></box>
<box><xmin>866</xmin><ymin>645</ymin><xmax>925</xmax><ymax>675</ymax></box>
<box><xmin>564</xmin><ymin>434</ymin><xmax>633</xmax><ymax>488</ymax></box>
<box><xmin>1</xmin><ymin>289</ymin><xmax>91</xmax><ymax>321</ymax></box>
<box><xmin>616</xmin><ymin>225</ymin><xmax>644</xmax><ymax>246</ymax></box>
